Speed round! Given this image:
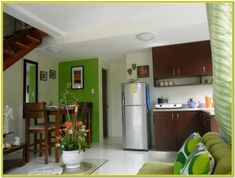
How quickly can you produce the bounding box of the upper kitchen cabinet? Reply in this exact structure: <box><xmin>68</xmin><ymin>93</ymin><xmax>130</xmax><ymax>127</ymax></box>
<box><xmin>152</xmin><ymin>44</ymin><xmax>177</xmax><ymax>78</ymax></box>
<box><xmin>177</xmin><ymin>41</ymin><xmax>212</xmax><ymax>77</ymax></box>
<box><xmin>152</xmin><ymin>40</ymin><xmax>212</xmax><ymax>81</ymax></box>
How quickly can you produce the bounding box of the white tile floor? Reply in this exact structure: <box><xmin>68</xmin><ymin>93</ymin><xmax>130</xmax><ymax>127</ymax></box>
<box><xmin>6</xmin><ymin>137</ymin><xmax>177</xmax><ymax>175</ymax></box>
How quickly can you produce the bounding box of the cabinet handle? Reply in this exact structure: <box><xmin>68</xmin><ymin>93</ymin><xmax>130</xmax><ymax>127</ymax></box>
<box><xmin>172</xmin><ymin>113</ymin><xmax>174</xmax><ymax>120</ymax></box>
<box><xmin>177</xmin><ymin>68</ymin><xmax>180</xmax><ymax>76</ymax></box>
<box><xmin>203</xmin><ymin>66</ymin><xmax>206</xmax><ymax>73</ymax></box>
<box><xmin>176</xmin><ymin>113</ymin><xmax>179</xmax><ymax>120</ymax></box>
<box><xmin>173</xmin><ymin>69</ymin><xmax>175</xmax><ymax>76</ymax></box>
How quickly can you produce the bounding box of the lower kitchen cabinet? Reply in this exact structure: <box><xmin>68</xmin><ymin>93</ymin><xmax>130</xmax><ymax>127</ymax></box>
<box><xmin>154</xmin><ymin>112</ymin><xmax>176</xmax><ymax>150</ymax></box>
<box><xmin>154</xmin><ymin>111</ymin><xmax>199</xmax><ymax>151</ymax></box>
<box><xmin>176</xmin><ymin>111</ymin><xmax>199</xmax><ymax>149</ymax></box>
<box><xmin>199</xmin><ymin>111</ymin><xmax>219</xmax><ymax>136</ymax></box>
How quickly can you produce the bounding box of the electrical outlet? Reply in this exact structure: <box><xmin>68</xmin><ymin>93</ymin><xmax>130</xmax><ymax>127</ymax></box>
<box><xmin>91</xmin><ymin>88</ymin><xmax>95</xmax><ymax>94</ymax></box>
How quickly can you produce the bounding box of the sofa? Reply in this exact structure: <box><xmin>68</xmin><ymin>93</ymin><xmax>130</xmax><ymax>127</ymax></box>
<box><xmin>137</xmin><ymin>132</ymin><xmax>231</xmax><ymax>175</ymax></box>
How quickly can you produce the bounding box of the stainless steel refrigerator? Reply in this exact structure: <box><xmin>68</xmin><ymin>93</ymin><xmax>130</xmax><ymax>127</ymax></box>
<box><xmin>121</xmin><ymin>82</ymin><xmax>148</xmax><ymax>151</ymax></box>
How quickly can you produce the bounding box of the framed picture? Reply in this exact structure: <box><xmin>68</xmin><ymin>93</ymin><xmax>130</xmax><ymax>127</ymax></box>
<box><xmin>40</xmin><ymin>71</ymin><xmax>47</xmax><ymax>81</ymax></box>
<box><xmin>49</xmin><ymin>70</ymin><xmax>56</xmax><ymax>79</ymax></box>
<box><xmin>137</xmin><ymin>65</ymin><xmax>149</xmax><ymax>78</ymax></box>
<box><xmin>71</xmin><ymin>66</ymin><xmax>84</xmax><ymax>89</ymax></box>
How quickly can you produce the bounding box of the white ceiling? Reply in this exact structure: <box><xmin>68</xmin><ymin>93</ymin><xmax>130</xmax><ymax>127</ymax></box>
<box><xmin>4</xmin><ymin>3</ymin><xmax>210</xmax><ymax>62</ymax></box>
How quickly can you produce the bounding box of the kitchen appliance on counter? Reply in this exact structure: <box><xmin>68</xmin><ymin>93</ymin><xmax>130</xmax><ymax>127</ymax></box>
<box><xmin>121</xmin><ymin>82</ymin><xmax>148</xmax><ymax>151</ymax></box>
<box><xmin>155</xmin><ymin>103</ymin><xmax>182</xmax><ymax>109</ymax></box>
<box><xmin>157</xmin><ymin>97</ymin><xmax>168</xmax><ymax>104</ymax></box>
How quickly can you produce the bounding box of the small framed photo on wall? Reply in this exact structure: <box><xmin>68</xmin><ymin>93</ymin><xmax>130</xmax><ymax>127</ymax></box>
<box><xmin>137</xmin><ymin>65</ymin><xmax>149</xmax><ymax>78</ymax></box>
<box><xmin>40</xmin><ymin>71</ymin><xmax>47</xmax><ymax>81</ymax></box>
<box><xmin>71</xmin><ymin>66</ymin><xmax>84</xmax><ymax>89</ymax></box>
<box><xmin>49</xmin><ymin>70</ymin><xmax>56</xmax><ymax>79</ymax></box>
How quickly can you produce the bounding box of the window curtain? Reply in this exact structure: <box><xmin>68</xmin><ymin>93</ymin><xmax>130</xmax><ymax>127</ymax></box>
<box><xmin>206</xmin><ymin>3</ymin><xmax>232</xmax><ymax>143</ymax></box>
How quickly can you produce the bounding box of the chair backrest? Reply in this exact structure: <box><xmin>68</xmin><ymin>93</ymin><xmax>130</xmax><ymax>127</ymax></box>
<box><xmin>24</xmin><ymin>102</ymin><xmax>48</xmax><ymax>126</ymax></box>
<box><xmin>73</xmin><ymin>102</ymin><xmax>92</xmax><ymax>121</ymax></box>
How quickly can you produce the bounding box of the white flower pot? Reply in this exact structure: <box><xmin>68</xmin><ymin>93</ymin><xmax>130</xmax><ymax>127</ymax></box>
<box><xmin>62</xmin><ymin>150</ymin><xmax>83</xmax><ymax>169</ymax></box>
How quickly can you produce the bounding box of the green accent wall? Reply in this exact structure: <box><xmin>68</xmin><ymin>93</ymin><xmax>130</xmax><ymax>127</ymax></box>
<box><xmin>59</xmin><ymin>58</ymin><xmax>99</xmax><ymax>143</ymax></box>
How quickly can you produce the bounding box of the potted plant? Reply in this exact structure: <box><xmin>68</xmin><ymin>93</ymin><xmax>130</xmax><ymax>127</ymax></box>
<box><xmin>57</xmin><ymin>82</ymin><xmax>89</xmax><ymax>168</ymax></box>
<box><xmin>56</xmin><ymin>120</ymin><xmax>89</xmax><ymax>168</ymax></box>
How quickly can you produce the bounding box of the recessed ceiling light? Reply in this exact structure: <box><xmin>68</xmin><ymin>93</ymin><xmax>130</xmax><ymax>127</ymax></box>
<box><xmin>46</xmin><ymin>46</ymin><xmax>64</xmax><ymax>53</ymax></box>
<box><xmin>136</xmin><ymin>32</ymin><xmax>155</xmax><ymax>41</ymax></box>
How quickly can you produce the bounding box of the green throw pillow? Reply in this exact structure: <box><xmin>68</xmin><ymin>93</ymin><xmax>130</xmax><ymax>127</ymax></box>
<box><xmin>173</xmin><ymin>132</ymin><xmax>201</xmax><ymax>174</ymax></box>
<box><xmin>180</xmin><ymin>142</ymin><xmax>215</xmax><ymax>175</ymax></box>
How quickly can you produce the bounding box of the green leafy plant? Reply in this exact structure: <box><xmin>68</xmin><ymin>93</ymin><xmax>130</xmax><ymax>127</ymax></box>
<box><xmin>59</xmin><ymin>82</ymin><xmax>78</xmax><ymax>121</ymax></box>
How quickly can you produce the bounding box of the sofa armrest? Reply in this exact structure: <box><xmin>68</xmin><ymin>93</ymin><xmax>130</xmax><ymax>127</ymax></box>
<box><xmin>137</xmin><ymin>162</ymin><xmax>174</xmax><ymax>175</ymax></box>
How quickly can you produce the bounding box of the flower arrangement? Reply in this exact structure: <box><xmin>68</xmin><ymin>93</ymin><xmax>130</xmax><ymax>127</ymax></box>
<box><xmin>56</xmin><ymin>120</ymin><xmax>89</xmax><ymax>152</ymax></box>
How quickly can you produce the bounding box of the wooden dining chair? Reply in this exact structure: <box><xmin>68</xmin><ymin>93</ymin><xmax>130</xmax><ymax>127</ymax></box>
<box><xmin>24</xmin><ymin>102</ymin><xmax>56</xmax><ymax>164</ymax></box>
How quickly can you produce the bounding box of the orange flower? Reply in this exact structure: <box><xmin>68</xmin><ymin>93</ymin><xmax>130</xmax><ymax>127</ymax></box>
<box><xmin>65</xmin><ymin>121</ymin><xmax>72</xmax><ymax>129</ymax></box>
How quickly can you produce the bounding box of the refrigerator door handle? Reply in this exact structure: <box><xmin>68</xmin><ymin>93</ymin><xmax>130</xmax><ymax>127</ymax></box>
<box><xmin>122</xmin><ymin>91</ymin><xmax>125</xmax><ymax>106</ymax></box>
<box><xmin>122</xmin><ymin>107</ymin><xmax>125</xmax><ymax>121</ymax></box>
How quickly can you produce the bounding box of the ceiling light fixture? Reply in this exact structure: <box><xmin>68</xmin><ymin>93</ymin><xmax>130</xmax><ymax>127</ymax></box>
<box><xmin>46</xmin><ymin>46</ymin><xmax>64</xmax><ymax>53</ymax></box>
<box><xmin>136</xmin><ymin>32</ymin><xmax>155</xmax><ymax>41</ymax></box>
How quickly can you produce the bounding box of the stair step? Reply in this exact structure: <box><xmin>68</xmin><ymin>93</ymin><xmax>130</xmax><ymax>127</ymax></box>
<box><xmin>4</xmin><ymin>49</ymin><xmax>15</xmax><ymax>60</ymax></box>
<box><xmin>31</xmin><ymin>28</ymin><xmax>48</xmax><ymax>37</ymax></box>
<box><xmin>4</xmin><ymin>49</ymin><xmax>15</xmax><ymax>56</ymax></box>
<box><xmin>26</xmin><ymin>35</ymin><xmax>41</xmax><ymax>43</ymax></box>
<box><xmin>16</xmin><ymin>41</ymin><xmax>30</xmax><ymax>49</ymax></box>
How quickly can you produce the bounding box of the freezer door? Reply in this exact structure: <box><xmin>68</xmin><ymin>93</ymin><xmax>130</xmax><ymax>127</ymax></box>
<box><xmin>122</xmin><ymin>83</ymin><xmax>146</xmax><ymax>106</ymax></box>
<box><xmin>122</xmin><ymin>105</ymin><xmax>148</xmax><ymax>150</ymax></box>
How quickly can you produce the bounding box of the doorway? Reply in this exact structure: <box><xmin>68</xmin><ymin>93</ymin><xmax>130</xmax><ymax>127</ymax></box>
<box><xmin>102</xmin><ymin>69</ymin><xmax>108</xmax><ymax>138</ymax></box>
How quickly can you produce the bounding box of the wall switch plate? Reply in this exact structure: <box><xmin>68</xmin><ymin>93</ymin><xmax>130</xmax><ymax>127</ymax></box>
<box><xmin>91</xmin><ymin>88</ymin><xmax>95</xmax><ymax>94</ymax></box>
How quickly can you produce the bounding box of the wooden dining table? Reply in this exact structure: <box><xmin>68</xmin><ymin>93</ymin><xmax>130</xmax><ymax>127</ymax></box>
<box><xmin>46</xmin><ymin>106</ymin><xmax>75</xmax><ymax>163</ymax></box>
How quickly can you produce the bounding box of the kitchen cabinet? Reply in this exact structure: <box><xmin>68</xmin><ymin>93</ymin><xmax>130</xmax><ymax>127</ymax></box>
<box><xmin>199</xmin><ymin>111</ymin><xmax>219</xmax><ymax>136</ymax></box>
<box><xmin>152</xmin><ymin>40</ymin><xmax>212</xmax><ymax>80</ymax></box>
<box><xmin>152</xmin><ymin>45</ymin><xmax>177</xmax><ymax>78</ymax></box>
<box><xmin>154</xmin><ymin>111</ymin><xmax>199</xmax><ymax>151</ymax></box>
<box><xmin>176</xmin><ymin>111</ymin><xmax>199</xmax><ymax>149</ymax></box>
<box><xmin>154</xmin><ymin>112</ymin><xmax>176</xmax><ymax>150</ymax></box>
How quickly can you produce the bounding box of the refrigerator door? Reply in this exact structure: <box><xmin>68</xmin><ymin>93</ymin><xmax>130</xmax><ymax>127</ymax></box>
<box><xmin>122</xmin><ymin>105</ymin><xmax>148</xmax><ymax>150</ymax></box>
<box><xmin>122</xmin><ymin>82</ymin><xmax>146</xmax><ymax>106</ymax></box>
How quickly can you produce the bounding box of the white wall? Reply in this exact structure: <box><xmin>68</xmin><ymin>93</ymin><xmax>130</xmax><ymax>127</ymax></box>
<box><xmin>126</xmin><ymin>50</ymin><xmax>153</xmax><ymax>85</ymax></box>
<box><xmin>151</xmin><ymin>85</ymin><xmax>213</xmax><ymax>106</ymax></box>
<box><xmin>110</xmin><ymin>61</ymin><xmax>126</xmax><ymax>137</ymax></box>
<box><xmin>3</xmin><ymin>50</ymin><xmax>58</xmax><ymax>142</ymax></box>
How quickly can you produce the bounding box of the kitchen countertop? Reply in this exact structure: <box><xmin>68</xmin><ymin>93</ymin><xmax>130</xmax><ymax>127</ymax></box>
<box><xmin>153</xmin><ymin>107</ymin><xmax>214</xmax><ymax>115</ymax></box>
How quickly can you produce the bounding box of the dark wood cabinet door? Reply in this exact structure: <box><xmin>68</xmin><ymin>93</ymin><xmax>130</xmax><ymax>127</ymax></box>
<box><xmin>197</xmin><ymin>40</ymin><xmax>212</xmax><ymax>75</ymax></box>
<box><xmin>177</xmin><ymin>41</ymin><xmax>212</xmax><ymax>77</ymax></box>
<box><xmin>199</xmin><ymin>112</ymin><xmax>219</xmax><ymax>136</ymax></box>
<box><xmin>199</xmin><ymin>113</ymin><xmax>211</xmax><ymax>136</ymax></box>
<box><xmin>210</xmin><ymin>117</ymin><xmax>219</xmax><ymax>133</ymax></box>
<box><xmin>176</xmin><ymin>111</ymin><xmax>199</xmax><ymax>149</ymax></box>
<box><xmin>152</xmin><ymin>45</ymin><xmax>177</xmax><ymax>79</ymax></box>
<box><xmin>154</xmin><ymin>112</ymin><xmax>176</xmax><ymax>150</ymax></box>
<box><xmin>177</xmin><ymin>42</ymin><xmax>203</xmax><ymax>77</ymax></box>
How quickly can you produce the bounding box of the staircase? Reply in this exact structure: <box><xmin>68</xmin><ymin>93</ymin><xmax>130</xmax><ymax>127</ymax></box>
<box><xmin>3</xmin><ymin>28</ymin><xmax>48</xmax><ymax>71</ymax></box>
